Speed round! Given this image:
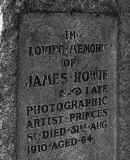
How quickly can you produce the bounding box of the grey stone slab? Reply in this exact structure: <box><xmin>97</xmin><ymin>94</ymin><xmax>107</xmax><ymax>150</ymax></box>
<box><xmin>17</xmin><ymin>13</ymin><xmax>117</xmax><ymax>160</ymax></box>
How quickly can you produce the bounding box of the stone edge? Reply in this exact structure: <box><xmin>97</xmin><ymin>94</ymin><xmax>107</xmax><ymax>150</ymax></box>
<box><xmin>117</xmin><ymin>14</ymin><xmax>130</xmax><ymax>160</ymax></box>
<box><xmin>0</xmin><ymin>1</ymin><xmax>20</xmax><ymax>160</ymax></box>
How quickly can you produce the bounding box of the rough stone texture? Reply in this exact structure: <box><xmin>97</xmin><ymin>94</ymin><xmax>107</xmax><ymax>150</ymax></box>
<box><xmin>117</xmin><ymin>14</ymin><xmax>130</xmax><ymax>160</ymax></box>
<box><xmin>0</xmin><ymin>0</ymin><xmax>129</xmax><ymax>160</ymax></box>
<box><xmin>0</xmin><ymin>2</ymin><xmax>17</xmax><ymax>160</ymax></box>
<box><xmin>21</xmin><ymin>0</ymin><xmax>118</xmax><ymax>14</ymax></box>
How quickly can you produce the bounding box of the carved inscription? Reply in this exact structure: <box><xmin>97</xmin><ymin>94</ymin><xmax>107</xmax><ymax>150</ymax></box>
<box><xmin>17</xmin><ymin>14</ymin><xmax>117</xmax><ymax>160</ymax></box>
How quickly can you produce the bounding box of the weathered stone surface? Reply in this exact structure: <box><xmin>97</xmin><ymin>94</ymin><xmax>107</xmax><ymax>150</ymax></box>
<box><xmin>0</xmin><ymin>1</ymin><xmax>18</xmax><ymax>160</ymax></box>
<box><xmin>119</xmin><ymin>14</ymin><xmax>130</xmax><ymax>61</ymax></box>
<box><xmin>117</xmin><ymin>14</ymin><xmax>130</xmax><ymax>160</ymax></box>
<box><xmin>118</xmin><ymin>0</ymin><xmax>130</xmax><ymax>13</ymax></box>
<box><xmin>17</xmin><ymin>13</ymin><xmax>117</xmax><ymax>160</ymax></box>
<box><xmin>21</xmin><ymin>0</ymin><xmax>117</xmax><ymax>14</ymax></box>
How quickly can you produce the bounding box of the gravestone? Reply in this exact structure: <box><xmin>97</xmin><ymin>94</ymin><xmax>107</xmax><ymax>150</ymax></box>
<box><xmin>17</xmin><ymin>12</ymin><xmax>117</xmax><ymax>160</ymax></box>
<box><xmin>1</xmin><ymin>1</ymin><xmax>130</xmax><ymax>160</ymax></box>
